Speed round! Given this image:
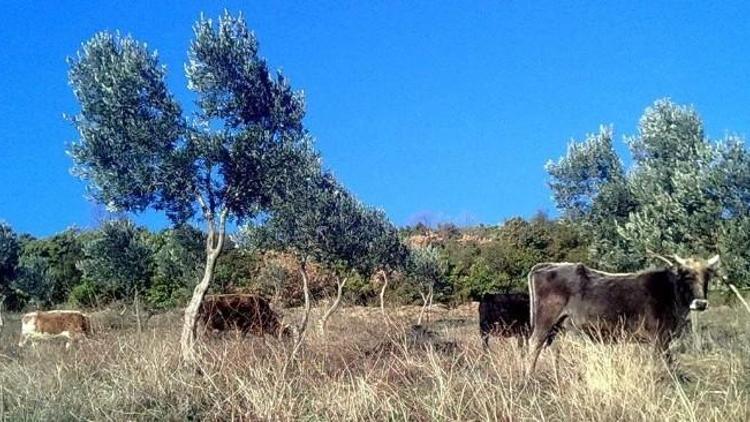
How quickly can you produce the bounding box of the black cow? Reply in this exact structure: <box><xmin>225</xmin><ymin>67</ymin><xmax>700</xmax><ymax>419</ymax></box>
<box><xmin>526</xmin><ymin>254</ymin><xmax>720</xmax><ymax>374</ymax></box>
<box><xmin>479</xmin><ymin>292</ymin><xmax>530</xmax><ymax>348</ymax></box>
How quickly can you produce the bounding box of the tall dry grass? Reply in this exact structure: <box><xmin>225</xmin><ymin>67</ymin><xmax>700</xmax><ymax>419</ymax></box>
<box><xmin>0</xmin><ymin>303</ymin><xmax>748</xmax><ymax>421</ymax></box>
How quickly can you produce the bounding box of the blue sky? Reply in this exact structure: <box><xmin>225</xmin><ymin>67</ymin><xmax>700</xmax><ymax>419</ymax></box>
<box><xmin>1</xmin><ymin>1</ymin><xmax>749</xmax><ymax>236</ymax></box>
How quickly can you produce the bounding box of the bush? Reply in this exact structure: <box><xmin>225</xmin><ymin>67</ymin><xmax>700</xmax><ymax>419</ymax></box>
<box><xmin>69</xmin><ymin>281</ymin><xmax>98</xmax><ymax>308</ymax></box>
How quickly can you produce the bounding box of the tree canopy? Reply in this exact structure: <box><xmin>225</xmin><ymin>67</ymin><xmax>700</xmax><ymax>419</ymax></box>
<box><xmin>67</xmin><ymin>12</ymin><xmax>322</xmax><ymax>361</ymax></box>
<box><xmin>548</xmin><ymin>99</ymin><xmax>750</xmax><ymax>282</ymax></box>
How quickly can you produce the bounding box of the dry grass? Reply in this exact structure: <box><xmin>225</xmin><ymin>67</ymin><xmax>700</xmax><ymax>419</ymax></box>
<box><xmin>0</xmin><ymin>303</ymin><xmax>749</xmax><ymax>421</ymax></box>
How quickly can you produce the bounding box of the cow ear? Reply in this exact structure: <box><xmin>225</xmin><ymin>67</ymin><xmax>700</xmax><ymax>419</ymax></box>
<box><xmin>707</xmin><ymin>255</ymin><xmax>720</xmax><ymax>269</ymax></box>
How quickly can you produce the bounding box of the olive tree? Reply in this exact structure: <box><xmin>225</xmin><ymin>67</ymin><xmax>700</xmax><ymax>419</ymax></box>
<box><xmin>360</xmin><ymin>208</ymin><xmax>409</xmax><ymax>319</ymax></box>
<box><xmin>314</xmin><ymin>191</ymin><xmax>375</xmax><ymax>335</ymax></box>
<box><xmin>241</xmin><ymin>168</ymin><xmax>352</xmax><ymax>355</ymax></box>
<box><xmin>68</xmin><ymin>13</ymin><xmax>312</xmax><ymax>363</ymax></box>
<box><xmin>547</xmin><ymin>99</ymin><xmax>750</xmax><ymax>286</ymax></box>
<box><xmin>406</xmin><ymin>245</ymin><xmax>446</xmax><ymax>325</ymax></box>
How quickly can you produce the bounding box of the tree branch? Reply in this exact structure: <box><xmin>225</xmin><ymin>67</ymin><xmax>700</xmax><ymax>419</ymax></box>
<box><xmin>195</xmin><ymin>192</ymin><xmax>211</xmax><ymax>221</ymax></box>
<box><xmin>378</xmin><ymin>269</ymin><xmax>389</xmax><ymax>320</ymax></box>
<box><xmin>290</xmin><ymin>261</ymin><xmax>311</xmax><ymax>360</ymax></box>
<box><xmin>319</xmin><ymin>276</ymin><xmax>347</xmax><ymax>336</ymax></box>
<box><xmin>210</xmin><ymin>207</ymin><xmax>230</xmax><ymax>255</ymax></box>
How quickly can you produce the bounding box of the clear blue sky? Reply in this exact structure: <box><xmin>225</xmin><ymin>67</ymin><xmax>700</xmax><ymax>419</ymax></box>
<box><xmin>2</xmin><ymin>1</ymin><xmax>749</xmax><ymax>236</ymax></box>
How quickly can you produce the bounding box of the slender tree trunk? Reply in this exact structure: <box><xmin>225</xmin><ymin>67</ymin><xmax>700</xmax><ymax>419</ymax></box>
<box><xmin>426</xmin><ymin>285</ymin><xmax>433</xmax><ymax>324</ymax></box>
<box><xmin>134</xmin><ymin>289</ymin><xmax>142</xmax><ymax>335</ymax></box>
<box><xmin>727</xmin><ymin>283</ymin><xmax>750</xmax><ymax>316</ymax></box>
<box><xmin>319</xmin><ymin>276</ymin><xmax>347</xmax><ymax>336</ymax></box>
<box><xmin>417</xmin><ymin>284</ymin><xmax>434</xmax><ymax>326</ymax></box>
<box><xmin>180</xmin><ymin>210</ymin><xmax>227</xmax><ymax>365</ymax></box>
<box><xmin>417</xmin><ymin>291</ymin><xmax>428</xmax><ymax>326</ymax></box>
<box><xmin>691</xmin><ymin>311</ymin><xmax>701</xmax><ymax>351</ymax></box>
<box><xmin>379</xmin><ymin>270</ymin><xmax>389</xmax><ymax>319</ymax></box>
<box><xmin>0</xmin><ymin>296</ymin><xmax>4</xmax><ymax>335</ymax></box>
<box><xmin>290</xmin><ymin>261</ymin><xmax>311</xmax><ymax>360</ymax></box>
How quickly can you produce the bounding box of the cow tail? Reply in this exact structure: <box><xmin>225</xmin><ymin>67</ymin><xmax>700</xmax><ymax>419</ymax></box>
<box><xmin>527</xmin><ymin>263</ymin><xmax>545</xmax><ymax>333</ymax></box>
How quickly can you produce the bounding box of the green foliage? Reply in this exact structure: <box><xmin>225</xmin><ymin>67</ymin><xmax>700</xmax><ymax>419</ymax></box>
<box><xmin>717</xmin><ymin>216</ymin><xmax>750</xmax><ymax>286</ymax></box>
<box><xmin>78</xmin><ymin>220</ymin><xmax>154</xmax><ymax>305</ymax></box>
<box><xmin>68</xmin><ymin>32</ymin><xmax>190</xmax><ymax>221</ymax></box>
<box><xmin>0</xmin><ymin>222</ymin><xmax>20</xmax><ymax>308</ymax></box>
<box><xmin>14</xmin><ymin>229</ymin><xmax>87</xmax><ymax>308</ymax></box>
<box><xmin>546</xmin><ymin>126</ymin><xmax>626</xmax><ymax>220</ymax></box>
<box><xmin>146</xmin><ymin>225</ymin><xmax>204</xmax><ymax>309</ymax></box>
<box><xmin>213</xmin><ymin>248</ymin><xmax>262</xmax><ymax>293</ymax></box>
<box><xmin>453</xmin><ymin>258</ymin><xmax>512</xmax><ymax>301</ymax></box>
<box><xmin>69</xmin><ymin>280</ymin><xmax>99</xmax><ymax>308</ymax></box>
<box><xmin>548</xmin><ymin>99</ymin><xmax>750</xmax><ymax>280</ymax></box>
<box><xmin>406</xmin><ymin>246</ymin><xmax>449</xmax><ymax>301</ymax></box>
<box><xmin>418</xmin><ymin>214</ymin><xmax>589</xmax><ymax>302</ymax></box>
<box><xmin>68</xmin><ymin>13</ymin><xmax>313</xmax><ymax>225</ymax></box>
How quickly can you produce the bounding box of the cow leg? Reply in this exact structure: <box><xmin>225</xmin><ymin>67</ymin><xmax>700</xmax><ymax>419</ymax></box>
<box><xmin>18</xmin><ymin>334</ymin><xmax>28</xmax><ymax>348</ymax></box>
<box><xmin>527</xmin><ymin>314</ymin><xmax>565</xmax><ymax>376</ymax></box>
<box><xmin>655</xmin><ymin>335</ymin><xmax>674</xmax><ymax>367</ymax></box>
<box><xmin>480</xmin><ymin>321</ymin><xmax>491</xmax><ymax>351</ymax></box>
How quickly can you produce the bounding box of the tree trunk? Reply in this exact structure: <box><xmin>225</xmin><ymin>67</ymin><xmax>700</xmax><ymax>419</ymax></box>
<box><xmin>727</xmin><ymin>283</ymin><xmax>750</xmax><ymax>317</ymax></box>
<box><xmin>379</xmin><ymin>270</ymin><xmax>389</xmax><ymax>319</ymax></box>
<box><xmin>0</xmin><ymin>296</ymin><xmax>4</xmax><ymax>334</ymax></box>
<box><xmin>426</xmin><ymin>285</ymin><xmax>433</xmax><ymax>324</ymax></box>
<box><xmin>290</xmin><ymin>262</ymin><xmax>311</xmax><ymax>360</ymax></box>
<box><xmin>134</xmin><ymin>289</ymin><xmax>142</xmax><ymax>335</ymax></box>
<box><xmin>417</xmin><ymin>284</ymin><xmax>434</xmax><ymax>326</ymax></box>
<box><xmin>691</xmin><ymin>311</ymin><xmax>701</xmax><ymax>351</ymax></box>
<box><xmin>417</xmin><ymin>291</ymin><xmax>428</xmax><ymax>326</ymax></box>
<box><xmin>180</xmin><ymin>210</ymin><xmax>227</xmax><ymax>365</ymax></box>
<box><xmin>319</xmin><ymin>276</ymin><xmax>347</xmax><ymax>336</ymax></box>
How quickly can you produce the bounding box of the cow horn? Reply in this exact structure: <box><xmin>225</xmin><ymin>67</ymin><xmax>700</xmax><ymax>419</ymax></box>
<box><xmin>646</xmin><ymin>249</ymin><xmax>674</xmax><ymax>267</ymax></box>
<box><xmin>672</xmin><ymin>254</ymin><xmax>688</xmax><ymax>267</ymax></box>
<box><xmin>707</xmin><ymin>254</ymin><xmax>721</xmax><ymax>269</ymax></box>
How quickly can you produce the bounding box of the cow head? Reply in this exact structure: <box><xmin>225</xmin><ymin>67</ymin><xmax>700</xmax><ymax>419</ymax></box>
<box><xmin>672</xmin><ymin>254</ymin><xmax>720</xmax><ymax>311</ymax></box>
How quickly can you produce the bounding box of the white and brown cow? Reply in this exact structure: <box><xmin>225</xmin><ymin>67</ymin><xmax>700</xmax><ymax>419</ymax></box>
<box><xmin>18</xmin><ymin>310</ymin><xmax>92</xmax><ymax>349</ymax></box>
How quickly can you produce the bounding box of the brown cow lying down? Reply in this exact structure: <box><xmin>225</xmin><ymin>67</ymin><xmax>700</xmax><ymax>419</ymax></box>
<box><xmin>198</xmin><ymin>294</ymin><xmax>291</xmax><ymax>338</ymax></box>
<box><xmin>19</xmin><ymin>310</ymin><xmax>92</xmax><ymax>349</ymax></box>
<box><xmin>479</xmin><ymin>292</ymin><xmax>530</xmax><ymax>348</ymax></box>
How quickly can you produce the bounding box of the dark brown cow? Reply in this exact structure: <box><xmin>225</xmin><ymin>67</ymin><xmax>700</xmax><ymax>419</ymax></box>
<box><xmin>479</xmin><ymin>293</ymin><xmax>530</xmax><ymax>348</ymax></box>
<box><xmin>19</xmin><ymin>310</ymin><xmax>92</xmax><ymax>349</ymax></box>
<box><xmin>527</xmin><ymin>255</ymin><xmax>720</xmax><ymax>374</ymax></box>
<box><xmin>198</xmin><ymin>294</ymin><xmax>291</xmax><ymax>338</ymax></box>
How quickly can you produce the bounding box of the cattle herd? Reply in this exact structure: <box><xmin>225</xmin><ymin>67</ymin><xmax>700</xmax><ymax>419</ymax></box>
<box><xmin>13</xmin><ymin>253</ymin><xmax>722</xmax><ymax>375</ymax></box>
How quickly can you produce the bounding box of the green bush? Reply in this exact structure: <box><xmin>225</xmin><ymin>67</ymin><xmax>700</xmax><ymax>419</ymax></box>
<box><xmin>69</xmin><ymin>281</ymin><xmax>98</xmax><ymax>308</ymax></box>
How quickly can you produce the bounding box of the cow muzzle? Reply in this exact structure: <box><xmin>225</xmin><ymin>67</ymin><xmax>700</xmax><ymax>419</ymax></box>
<box><xmin>690</xmin><ymin>299</ymin><xmax>708</xmax><ymax>311</ymax></box>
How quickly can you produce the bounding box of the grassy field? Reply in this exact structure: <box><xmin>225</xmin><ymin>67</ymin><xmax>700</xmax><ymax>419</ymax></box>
<box><xmin>0</xmin><ymin>302</ymin><xmax>749</xmax><ymax>421</ymax></box>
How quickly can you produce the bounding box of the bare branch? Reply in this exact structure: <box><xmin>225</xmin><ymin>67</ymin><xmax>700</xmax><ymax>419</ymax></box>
<box><xmin>319</xmin><ymin>276</ymin><xmax>347</xmax><ymax>336</ymax></box>
<box><xmin>378</xmin><ymin>270</ymin><xmax>389</xmax><ymax>321</ymax></box>
<box><xmin>195</xmin><ymin>192</ymin><xmax>211</xmax><ymax>220</ymax></box>
<box><xmin>290</xmin><ymin>263</ymin><xmax>311</xmax><ymax>361</ymax></box>
<box><xmin>724</xmin><ymin>279</ymin><xmax>750</xmax><ymax>317</ymax></box>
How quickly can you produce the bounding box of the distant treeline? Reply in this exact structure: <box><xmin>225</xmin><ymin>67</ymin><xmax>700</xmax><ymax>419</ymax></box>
<box><xmin>0</xmin><ymin>214</ymin><xmax>587</xmax><ymax>311</ymax></box>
